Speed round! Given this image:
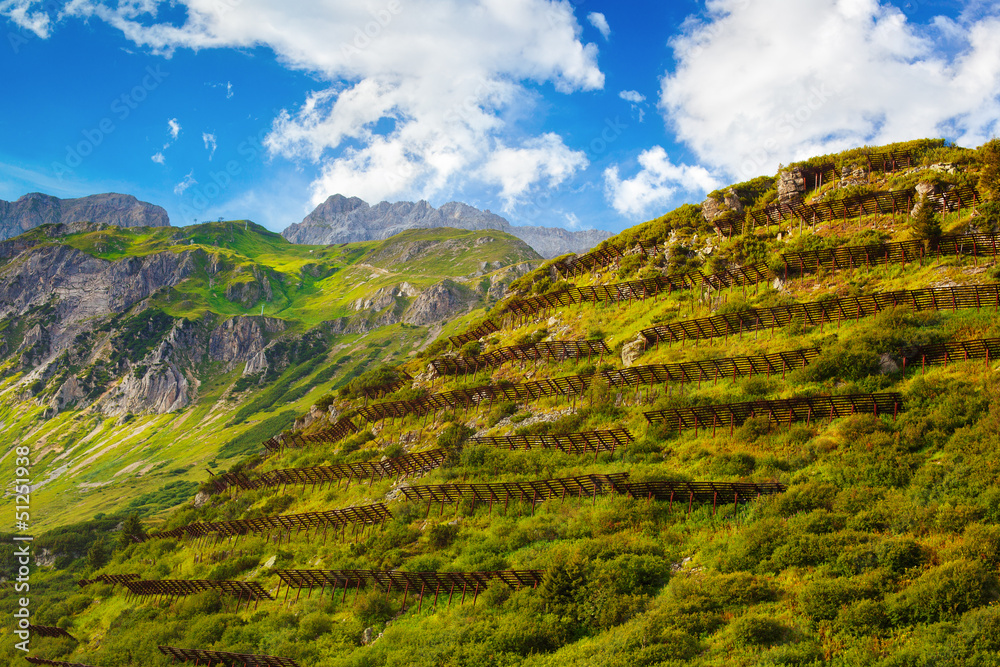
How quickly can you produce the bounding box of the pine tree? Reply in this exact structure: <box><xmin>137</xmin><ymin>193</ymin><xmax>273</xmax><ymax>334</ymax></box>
<box><xmin>117</xmin><ymin>514</ymin><xmax>146</xmax><ymax>550</ymax></box>
<box><xmin>979</xmin><ymin>138</ymin><xmax>1000</xmax><ymax>203</ymax></box>
<box><xmin>86</xmin><ymin>538</ymin><xmax>108</xmax><ymax>571</ymax></box>
<box><xmin>911</xmin><ymin>195</ymin><xmax>942</xmax><ymax>247</ymax></box>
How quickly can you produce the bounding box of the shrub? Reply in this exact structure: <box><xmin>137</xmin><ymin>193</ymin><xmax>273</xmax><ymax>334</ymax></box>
<box><xmin>876</xmin><ymin>538</ymin><xmax>924</xmax><ymax>573</ymax></box>
<box><xmin>800</xmin><ymin>579</ymin><xmax>855</xmax><ymax>621</ymax></box>
<box><xmin>354</xmin><ymin>590</ymin><xmax>394</xmax><ymax>626</ymax></box>
<box><xmin>835</xmin><ymin>598</ymin><xmax>890</xmax><ymax>637</ymax></box>
<box><xmin>732</xmin><ymin>615</ymin><xmax>787</xmax><ymax>646</ymax></box>
<box><xmin>437</xmin><ymin>422</ymin><xmax>474</xmax><ymax>450</ymax></box>
<box><xmin>427</xmin><ymin>523</ymin><xmax>459</xmax><ymax>548</ymax></box>
<box><xmin>889</xmin><ymin>560</ymin><xmax>998</xmax><ymax>624</ymax></box>
<box><xmin>299</xmin><ymin>611</ymin><xmax>332</xmax><ymax>639</ymax></box>
<box><xmin>486</xmin><ymin>401</ymin><xmax>517</xmax><ymax>427</ymax></box>
<box><xmin>978</xmin><ymin>138</ymin><xmax>1000</xmax><ymax>202</ymax></box>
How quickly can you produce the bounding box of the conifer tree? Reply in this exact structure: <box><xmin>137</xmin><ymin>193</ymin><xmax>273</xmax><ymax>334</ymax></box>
<box><xmin>979</xmin><ymin>138</ymin><xmax>1000</xmax><ymax>202</ymax></box>
<box><xmin>911</xmin><ymin>195</ymin><xmax>942</xmax><ymax>247</ymax></box>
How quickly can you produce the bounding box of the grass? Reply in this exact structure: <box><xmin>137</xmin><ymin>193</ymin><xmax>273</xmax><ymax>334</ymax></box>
<box><xmin>5</xmin><ymin>141</ymin><xmax>1000</xmax><ymax>666</ymax></box>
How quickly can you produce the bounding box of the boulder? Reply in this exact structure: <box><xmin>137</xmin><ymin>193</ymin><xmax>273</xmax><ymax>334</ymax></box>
<box><xmin>701</xmin><ymin>189</ymin><xmax>743</xmax><ymax>224</ymax></box>
<box><xmin>402</xmin><ymin>280</ymin><xmax>476</xmax><ymax>325</ymax></box>
<box><xmin>621</xmin><ymin>336</ymin><xmax>646</xmax><ymax>367</ymax></box>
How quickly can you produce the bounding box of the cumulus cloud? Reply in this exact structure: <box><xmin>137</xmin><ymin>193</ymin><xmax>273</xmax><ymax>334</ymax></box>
<box><xmin>604</xmin><ymin>146</ymin><xmax>720</xmax><ymax>219</ymax></box>
<box><xmin>661</xmin><ymin>0</ymin><xmax>1000</xmax><ymax>180</ymax></box>
<box><xmin>173</xmin><ymin>170</ymin><xmax>196</xmax><ymax>195</ymax></box>
<box><xmin>167</xmin><ymin>118</ymin><xmax>181</xmax><ymax>140</ymax></box>
<box><xmin>151</xmin><ymin>152</ymin><xmax>165</xmax><ymax>164</ymax></box>
<box><xmin>619</xmin><ymin>90</ymin><xmax>645</xmax><ymax>104</ymax></box>
<box><xmin>480</xmin><ymin>133</ymin><xmax>588</xmax><ymax>208</ymax></box>
<box><xmin>0</xmin><ymin>0</ymin><xmax>50</xmax><ymax>37</ymax></box>
<box><xmin>202</xmin><ymin>132</ymin><xmax>216</xmax><ymax>160</ymax></box>
<box><xmin>588</xmin><ymin>12</ymin><xmax>610</xmax><ymax>40</ymax></box>
<box><xmin>619</xmin><ymin>89</ymin><xmax>647</xmax><ymax>121</ymax></box>
<box><xmin>42</xmin><ymin>0</ymin><xmax>604</xmax><ymax>209</ymax></box>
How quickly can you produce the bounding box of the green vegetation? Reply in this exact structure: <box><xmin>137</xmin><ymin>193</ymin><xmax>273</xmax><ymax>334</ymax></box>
<box><xmin>6</xmin><ymin>138</ymin><xmax>1000</xmax><ymax>666</ymax></box>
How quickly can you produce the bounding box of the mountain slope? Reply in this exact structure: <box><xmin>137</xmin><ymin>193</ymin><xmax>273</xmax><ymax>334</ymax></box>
<box><xmin>8</xmin><ymin>138</ymin><xmax>1000</xmax><ymax>667</ymax></box>
<box><xmin>0</xmin><ymin>192</ymin><xmax>169</xmax><ymax>240</ymax></box>
<box><xmin>282</xmin><ymin>194</ymin><xmax>611</xmax><ymax>258</ymax></box>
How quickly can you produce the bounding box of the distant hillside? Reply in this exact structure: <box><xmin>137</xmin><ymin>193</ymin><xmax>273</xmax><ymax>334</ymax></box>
<box><xmin>282</xmin><ymin>194</ymin><xmax>610</xmax><ymax>258</ymax></box>
<box><xmin>0</xmin><ymin>192</ymin><xmax>169</xmax><ymax>240</ymax></box>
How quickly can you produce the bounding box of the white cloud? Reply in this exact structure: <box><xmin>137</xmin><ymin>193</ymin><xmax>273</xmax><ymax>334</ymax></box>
<box><xmin>661</xmin><ymin>0</ymin><xmax>1000</xmax><ymax>180</ymax></box>
<box><xmin>587</xmin><ymin>12</ymin><xmax>610</xmax><ymax>40</ymax></box>
<box><xmin>202</xmin><ymin>132</ymin><xmax>217</xmax><ymax>160</ymax></box>
<box><xmin>0</xmin><ymin>0</ymin><xmax>50</xmax><ymax>37</ymax></box>
<box><xmin>226</xmin><ymin>81</ymin><xmax>233</xmax><ymax>99</ymax></box>
<box><xmin>167</xmin><ymin>118</ymin><xmax>181</xmax><ymax>140</ymax></box>
<box><xmin>604</xmin><ymin>146</ymin><xmax>720</xmax><ymax>219</ymax></box>
<box><xmin>173</xmin><ymin>171</ymin><xmax>196</xmax><ymax>195</ymax></box>
<box><xmin>480</xmin><ymin>133</ymin><xmax>588</xmax><ymax>208</ymax></box>
<box><xmin>619</xmin><ymin>89</ymin><xmax>646</xmax><ymax>122</ymax></box>
<box><xmin>46</xmin><ymin>0</ymin><xmax>604</xmax><ymax>210</ymax></box>
<box><xmin>151</xmin><ymin>152</ymin><xmax>165</xmax><ymax>164</ymax></box>
<box><xmin>619</xmin><ymin>90</ymin><xmax>645</xmax><ymax>104</ymax></box>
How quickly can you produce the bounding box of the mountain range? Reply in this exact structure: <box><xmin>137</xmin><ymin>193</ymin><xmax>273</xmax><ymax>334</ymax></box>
<box><xmin>0</xmin><ymin>191</ymin><xmax>609</xmax><ymax>258</ymax></box>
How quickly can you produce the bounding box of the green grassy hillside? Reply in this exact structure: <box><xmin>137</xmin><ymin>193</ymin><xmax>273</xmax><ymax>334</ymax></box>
<box><xmin>4</xmin><ymin>138</ymin><xmax>1000</xmax><ymax>666</ymax></box>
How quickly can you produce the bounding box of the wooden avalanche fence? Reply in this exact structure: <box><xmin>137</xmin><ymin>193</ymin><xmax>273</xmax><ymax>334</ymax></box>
<box><xmin>781</xmin><ymin>232</ymin><xmax>1000</xmax><ymax>277</ymax></box>
<box><xmin>154</xmin><ymin>503</ymin><xmax>392</xmax><ymax>543</ymax></box>
<box><xmin>358</xmin><ymin>350</ymin><xmax>824</xmax><ymax>425</ymax></box>
<box><xmin>432</xmin><ymin>339</ymin><xmax>611</xmax><ymax>376</ymax></box>
<box><xmin>123</xmin><ymin>580</ymin><xmax>272</xmax><ymax>610</ymax></box>
<box><xmin>274</xmin><ymin>569</ymin><xmax>543</xmax><ymax>609</ymax></box>
<box><xmin>645</xmin><ymin>392</ymin><xmax>902</xmax><ymax>434</ymax></box>
<box><xmin>398</xmin><ymin>472</ymin><xmax>784</xmax><ymax>516</ymax></box>
<box><xmin>159</xmin><ymin>646</ymin><xmax>300</xmax><ymax>667</ymax></box>
<box><xmin>78</xmin><ymin>573</ymin><xmax>140</xmax><ymax>587</ymax></box>
<box><xmin>448</xmin><ymin>320</ymin><xmax>501</xmax><ymax>348</ymax></box>
<box><xmin>263</xmin><ymin>416</ymin><xmax>359</xmax><ymax>455</ymax></box>
<box><xmin>215</xmin><ymin>449</ymin><xmax>450</xmax><ymax>495</ymax></box>
<box><xmin>358</xmin><ymin>371</ymin><xmax>412</xmax><ymax>400</ymax></box>
<box><xmin>903</xmin><ymin>337</ymin><xmax>1000</xmax><ymax>370</ymax></box>
<box><xmin>640</xmin><ymin>284</ymin><xmax>1000</xmax><ymax>344</ymax></box>
<box><xmin>25</xmin><ymin>660</ymin><xmax>97</xmax><ymax>667</ymax></box>
<box><xmin>28</xmin><ymin>624</ymin><xmax>75</xmax><ymax>639</ymax></box>
<box><xmin>469</xmin><ymin>428</ymin><xmax>633</xmax><ymax>456</ymax></box>
<box><xmin>724</xmin><ymin>185</ymin><xmax>979</xmax><ymax>236</ymax></box>
<box><xmin>553</xmin><ymin>245</ymin><xmax>624</xmax><ymax>277</ymax></box>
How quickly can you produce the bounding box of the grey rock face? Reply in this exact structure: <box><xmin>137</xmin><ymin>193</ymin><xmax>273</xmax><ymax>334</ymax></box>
<box><xmin>0</xmin><ymin>245</ymin><xmax>195</xmax><ymax>353</ymax></box>
<box><xmin>701</xmin><ymin>189</ymin><xmax>744</xmax><ymax>225</ymax></box>
<box><xmin>777</xmin><ymin>168</ymin><xmax>807</xmax><ymax>206</ymax></box>
<box><xmin>0</xmin><ymin>192</ymin><xmax>169</xmax><ymax>240</ymax></box>
<box><xmin>208</xmin><ymin>316</ymin><xmax>287</xmax><ymax>369</ymax></box>
<box><xmin>402</xmin><ymin>280</ymin><xmax>476</xmax><ymax>325</ymax></box>
<box><xmin>282</xmin><ymin>194</ymin><xmax>610</xmax><ymax>258</ymax></box>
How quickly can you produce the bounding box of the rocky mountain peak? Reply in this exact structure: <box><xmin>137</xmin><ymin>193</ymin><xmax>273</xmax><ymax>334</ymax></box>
<box><xmin>0</xmin><ymin>192</ymin><xmax>169</xmax><ymax>241</ymax></box>
<box><xmin>282</xmin><ymin>194</ymin><xmax>609</xmax><ymax>258</ymax></box>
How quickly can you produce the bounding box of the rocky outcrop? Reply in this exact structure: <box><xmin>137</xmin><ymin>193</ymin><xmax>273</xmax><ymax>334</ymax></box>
<box><xmin>701</xmin><ymin>189</ymin><xmax>743</xmax><ymax>225</ymax></box>
<box><xmin>209</xmin><ymin>316</ymin><xmax>287</xmax><ymax>369</ymax></box>
<box><xmin>281</xmin><ymin>194</ymin><xmax>610</xmax><ymax>258</ymax></box>
<box><xmin>353</xmin><ymin>283</ymin><xmax>418</xmax><ymax>312</ymax></box>
<box><xmin>402</xmin><ymin>280</ymin><xmax>477</xmax><ymax>325</ymax></box>
<box><xmin>621</xmin><ymin>336</ymin><xmax>645</xmax><ymax>367</ymax></box>
<box><xmin>0</xmin><ymin>192</ymin><xmax>169</xmax><ymax>241</ymax></box>
<box><xmin>109</xmin><ymin>362</ymin><xmax>190</xmax><ymax>414</ymax></box>
<box><xmin>777</xmin><ymin>168</ymin><xmax>808</xmax><ymax>206</ymax></box>
<box><xmin>0</xmin><ymin>245</ymin><xmax>196</xmax><ymax>358</ymax></box>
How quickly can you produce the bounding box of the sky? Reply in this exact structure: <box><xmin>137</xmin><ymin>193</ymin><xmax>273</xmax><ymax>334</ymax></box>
<box><xmin>0</xmin><ymin>0</ymin><xmax>998</xmax><ymax>236</ymax></box>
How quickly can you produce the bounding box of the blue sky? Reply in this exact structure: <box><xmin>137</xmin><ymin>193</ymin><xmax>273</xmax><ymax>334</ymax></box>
<box><xmin>0</xmin><ymin>0</ymin><xmax>997</xmax><ymax>235</ymax></box>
